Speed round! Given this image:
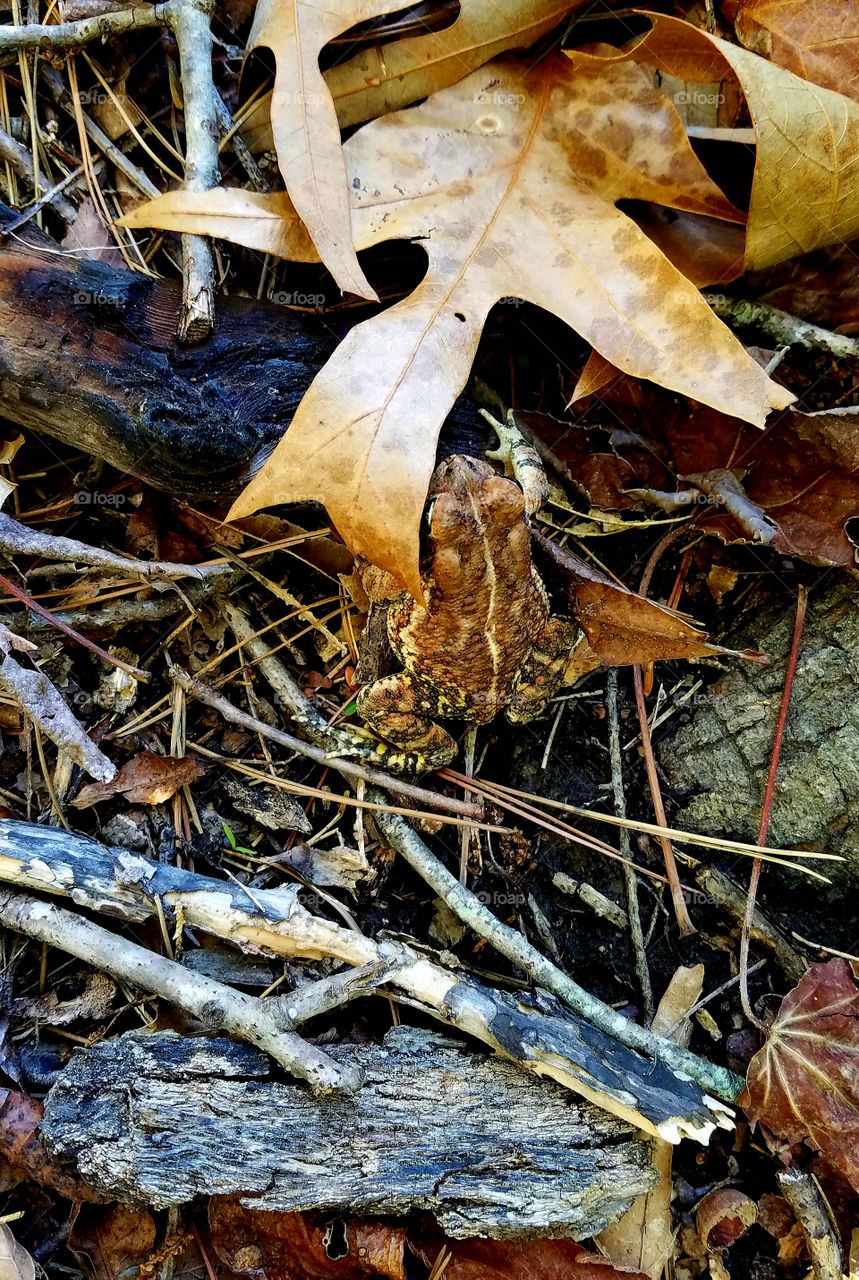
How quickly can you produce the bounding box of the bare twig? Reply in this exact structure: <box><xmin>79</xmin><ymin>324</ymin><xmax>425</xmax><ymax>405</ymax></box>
<box><xmin>370</xmin><ymin>805</ymin><xmax>743</xmax><ymax>1106</ymax></box>
<box><xmin>777</xmin><ymin>1167</ymin><xmax>842</xmax><ymax>1280</ymax></box>
<box><xmin>0</xmin><ymin>5</ymin><xmax>163</xmax><ymax>53</ymax></box>
<box><xmin>607</xmin><ymin>669</ymin><xmax>653</xmax><ymax>1022</ymax></box>
<box><xmin>0</xmin><ymin>651</ymin><xmax>115</xmax><ymax>782</ymax></box>
<box><xmin>740</xmin><ymin>585</ymin><xmax>809</xmax><ymax>1028</ymax></box>
<box><xmin>0</xmin><ymin>887</ymin><xmax>360</xmax><ymax>1095</ymax></box>
<box><xmin>705</xmin><ymin>293</ymin><xmax>859</xmax><ymax>361</ymax></box>
<box><xmin>0</xmin><ymin>512</ymin><xmax>231</xmax><ymax>582</ymax></box>
<box><xmin>0</xmin><ymin>124</ymin><xmax>76</xmax><ymax>221</ymax></box>
<box><xmin>163</xmin><ymin>0</ymin><xmax>218</xmax><ymax>341</ymax></box>
<box><xmin>170</xmin><ymin>666</ymin><xmax>485</xmax><ymax>823</ymax></box>
<box><xmin>0</xmin><ymin>573</ymin><xmax>148</xmax><ymax>679</ymax></box>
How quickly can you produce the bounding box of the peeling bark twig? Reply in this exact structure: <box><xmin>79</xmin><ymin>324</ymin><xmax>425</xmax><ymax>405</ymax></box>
<box><xmin>0</xmin><ymin>887</ymin><xmax>360</xmax><ymax>1095</ymax></box>
<box><xmin>777</xmin><ymin>1167</ymin><xmax>842</xmax><ymax>1280</ymax></box>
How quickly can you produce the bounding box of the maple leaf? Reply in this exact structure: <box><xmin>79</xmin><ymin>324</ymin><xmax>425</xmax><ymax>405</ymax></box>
<box><xmin>740</xmin><ymin>958</ymin><xmax>859</xmax><ymax>1190</ymax></box>
<box><xmin>729</xmin><ymin>0</ymin><xmax>859</xmax><ymax>100</ymax></box>
<box><xmin>241</xmin><ymin>0</ymin><xmax>581</xmax><ymax>152</ymax></box>
<box><xmin>121</xmin><ymin>54</ymin><xmax>792</xmax><ymax>594</ymax></box>
<box><xmin>578</xmin><ymin>13</ymin><xmax>859</xmax><ymax>271</ymax></box>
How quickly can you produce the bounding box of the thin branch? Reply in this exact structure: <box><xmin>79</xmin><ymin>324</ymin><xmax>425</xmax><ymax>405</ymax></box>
<box><xmin>0</xmin><ymin>124</ymin><xmax>76</xmax><ymax>221</ymax></box>
<box><xmin>777</xmin><ymin>1167</ymin><xmax>842</xmax><ymax>1280</ymax></box>
<box><xmin>0</xmin><ymin>5</ymin><xmax>164</xmax><ymax>53</ymax></box>
<box><xmin>607</xmin><ymin>669</ymin><xmax>653</xmax><ymax>1022</ymax></box>
<box><xmin>740</xmin><ymin>584</ymin><xmax>809</xmax><ymax>1028</ymax></box>
<box><xmin>0</xmin><ymin>513</ymin><xmax>230</xmax><ymax>581</ymax></box>
<box><xmin>705</xmin><ymin>293</ymin><xmax>859</xmax><ymax>361</ymax></box>
<box><xmin>0</xmin><ymin>888</ymin><xmax>360</xmax><ymax>1094</ymax></box>
<box><xmin>170</xmin><ymin>666</ymin><xmax>485</xmax><ymax>824</ymax></box>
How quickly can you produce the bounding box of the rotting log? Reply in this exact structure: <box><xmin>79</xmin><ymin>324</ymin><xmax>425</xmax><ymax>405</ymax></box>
<box><xmin>0</xmin><ymin>207</ymin><xmax>477</xmax><ymax>500</ymax></box>
<box><xmin>0</xmin><ymin>206</ymin><xmax>334</xmax><ymax>499</ymax></box>
<box><xmin>41</xmin><ymin>1026</ymin><xmax>656</xmax><ymax>1239</ymax></box>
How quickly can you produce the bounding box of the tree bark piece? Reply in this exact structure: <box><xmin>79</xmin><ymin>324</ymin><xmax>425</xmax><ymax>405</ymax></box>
<box><xmin>41</xmin><ymin>1026</ymin><xmax>656</xmax><ymax>1239</ymax></box>
<box><xmin>661</xmin><ymin>576</ymin><xmax>859</xmax><ymax>891</ymax></box>
<box><xmin>0</xmin><ymin>820</ymin><xmax>734</xmax><ymax>1143</ymax></box>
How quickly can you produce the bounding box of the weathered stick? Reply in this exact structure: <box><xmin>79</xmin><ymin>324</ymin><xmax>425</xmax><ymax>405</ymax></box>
<box><xmin>0</xmin><ymin>820</ymin><xmax>733</xmax><ymax>1141</ymax></box>
<box><xmin>0</xmin><ymin>887</ymin><xmax>358</xmax><ymax>1095</ymax></box>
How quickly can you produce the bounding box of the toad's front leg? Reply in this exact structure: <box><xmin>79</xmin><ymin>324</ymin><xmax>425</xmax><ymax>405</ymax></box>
<box><xmin>356</xmin><ymin>672</ymin><xmax>459</xmax><ymax>771</ymax></box>
<box><xmin>506</xmin><ymin>615</ymin><xmax>578</xmax><ymax>724</ymax></box>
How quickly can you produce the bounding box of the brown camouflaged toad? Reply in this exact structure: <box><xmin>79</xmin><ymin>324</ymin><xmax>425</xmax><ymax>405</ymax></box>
<box><xmin>349</xmin><ymin>452</ymin><xmax>576</xmax><ymax>771</ymax></box>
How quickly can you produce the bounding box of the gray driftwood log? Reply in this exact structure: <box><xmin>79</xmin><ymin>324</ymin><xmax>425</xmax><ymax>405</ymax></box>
<box><xmin>41</xmin><ymin>1026</ymin><xmax>655</xmax><ymax>1240</ymax></box>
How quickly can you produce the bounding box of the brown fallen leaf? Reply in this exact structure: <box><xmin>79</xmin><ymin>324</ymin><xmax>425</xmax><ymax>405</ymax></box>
<box><xmin>69</xmin><ymin>1204</ymin><xmax>157</xmax><ymax>1280</ymax></box>
<box><xmin>245</xmin><ymin>0</ymin><xmax>411</xmax><ymax>300</ymax></box>
<box><xmin>0</xmin><ymin>1089</ymin><xmax>102</xmax><ymax>1200</ymax></box>
<box><xmin>0</xmin><ymin>1224</ymin><xmax>34</xmax><ymax>1280</ymax></box>
<box><xmin>740</xmin><ymin>957</ymin><xmax>859</xmax><ymax>1190</ymax></box>
<box><xmin>729</xmin><ymin>0</ymin><xmax>859</xmax><ymax>100</ymax></box>
<box><xmin>122</xmin><ymin>54</ymin><xmax>791</xmax><ymax>594</ymax></box>
<box><xmin>73</xmin><ymin>749</ymin><xmax>204</xmax><ymax>808</ymax></box>
<box><xmin>242</xmin><ymin>0</ymin><xmax>581</xmax><ymax>151</ymax></box>
<box><xmin>208</xmin><ymin>1200</ymin><xmax>407</xmax><ymax>1280</ymax></box>
<box><xmin>575</xmin><ymin>13</ymin><xmax>859</xmax><ymax>270</ymax></box>
<box><xmin>535</xmin><ymin>394</ymin><xmax>859</xmax><ymax>571</ymax></box>
<box><xmin>534</xmin><ymin>532</ymin><xmax>737</xmax><ymax>670</ymax></box>
<box><xmin>411</xmin><ymin>1232</ymin><xmax>649</xmax><ymax>1280</ymax></box>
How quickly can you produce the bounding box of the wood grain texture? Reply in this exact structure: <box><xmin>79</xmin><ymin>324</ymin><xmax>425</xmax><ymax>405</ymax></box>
<box><xmin>42</xmin><ymin>1026</ymin><xmax>655</xmax><ymax>1239</ymax></box>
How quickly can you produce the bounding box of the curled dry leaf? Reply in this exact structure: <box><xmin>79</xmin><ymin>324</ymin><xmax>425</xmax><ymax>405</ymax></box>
<box><xmin>73</xmin><ymin>749</ymin><xmax>204</xmax><ymax>809</ymax></box>
<box><xmin>121</xmin><ymin>54</ymin><xmax>791</xmax><ymax>593</ymax></box>
<box><xmin>69</xmin><ymin>1204</ymin><xmax>157</xmax><ymax>1280</ymax></box>
<box><xmin>740</xmin><ymin>957</ymin><xmax>859</xmax><ymax>1190</ymax></box>
<box><xmin>208</xmin><ymin>1199</ymin><xmax>407</xmax><ymax>1280</ymax></box>
<box><xmin>242</xmin><ymin>0</ymin><xmax>581</xmax><ymax>149</ymax></box>
<box><xmin>0</xmin><ymin>1224</ymin><xmax>34</xmax><ymax>1280</ymax></box>
<box><xmin>573</xmin><ymin>13</ymin><xmax>859</xmax><ymax>271</ymax></box>
<box><xmin>730</xmin><ymin>0</ymin><xmax>859</xmax><ymax>100</ymax></box>
<box><xmin>411</xmin><ymin>1233</ymin><xmax>650</xmax><ymax>1280</ymax></box>
<box><xmin>695</xmin><ymin>1188</ymin><xmax>758</xmax><ymax>1251</ymax></box>
<box><xmin>534</xmin><ymin>532</ymin><xmax>737</xmax><ymax>670</ymax></box>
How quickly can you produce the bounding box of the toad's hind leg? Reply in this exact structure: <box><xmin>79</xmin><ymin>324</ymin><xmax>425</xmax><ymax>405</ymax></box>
<box><xmin>356</xmin><ymin>673</ymin><xmax>458</xmax><ymax>771</ymax></box>
<box><xmin>507</xmin><ymin>616</ymin><xmax>577</xmax><ymax>724</ymax></box>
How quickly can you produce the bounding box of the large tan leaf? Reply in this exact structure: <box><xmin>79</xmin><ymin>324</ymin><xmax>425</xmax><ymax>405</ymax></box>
<box><xmin>246</xmin><ymin>0</ymin><xmax>407</xmax><ymax>300</ymax></box>
<box><xmin>740</xmin><ymin>958</ymin><xmax>859</xmax><ymax>1191</ymax></box>
<box><xmin>730</xmin><ymin>0</ymin><xmax>859</xmax><ymax>100</ymax></box>
<box><xmin>242</xmin><ymin>0</ymin><xmax>582</xmax><ymax>150</ymax></box>
<box><xmin>573</xmin><ymin>13</ymin><xmax>859</xmax><ymax>270</ymax></box>
<box><xmin>122</xmin><ymin>56</ymin><xmax>791</xmax><ymax>593</ymax></box>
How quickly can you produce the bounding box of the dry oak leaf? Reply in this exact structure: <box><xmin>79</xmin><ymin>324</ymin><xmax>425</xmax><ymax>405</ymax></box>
<box><xmin>246</xmin><ymin>0</ymin><xmax>406</xmax><ymax>300</ymax></box>
<box><xmin>72</xmin><ymin>749</ymin><xmax>204</xmax><ymax>808</ymax></box>
<box><xmin>0</xmin><ymin>1225</ymin><xmax>34</xmax><ymax>1280</ymax></box>
<box><xmin>122</xmin><ymin>54</ymin><xmax>792</xmax><ymax>594</ymax></box>
<box><xmin>740</xmin><ymin>957</ymin><xmax>859</xmax><ymax>1191</ymax></box>
<box><xmin>242</xmin><ymin>0</ymin><xmax>582</xmax><ymax>152</ymax></box>
<box><xmin>574</xmin><ymin>13</ymin><xmax>859</xmax><ymax>271</ymax></box>
<box><xmin>412</xmin><ymin>1234</ymin><xmax>649</xmax><ymax>1280</ymax></box>
<box><xmin>729</xmin><ymin>0</ymin><xmax>859</xmax><ymax>101</ymax></box>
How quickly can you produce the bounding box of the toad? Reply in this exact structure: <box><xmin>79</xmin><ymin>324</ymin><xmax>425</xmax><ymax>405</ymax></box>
<box><xmin>342</xmin><ymin>418</ymin><xmax>576</xmax><ymax>772</ymax></box>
